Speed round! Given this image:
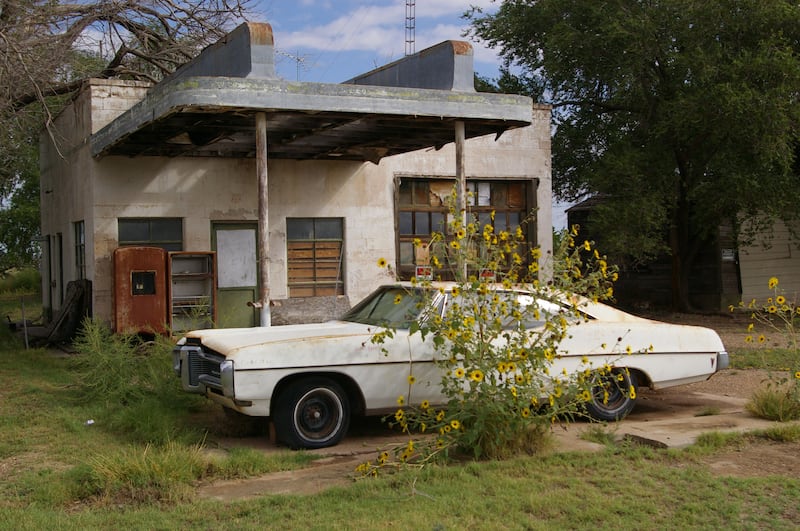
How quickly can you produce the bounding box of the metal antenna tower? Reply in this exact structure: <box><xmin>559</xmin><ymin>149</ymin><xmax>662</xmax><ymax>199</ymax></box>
<box><xmin>405</xmin><ymin>0</ymin><xmax>415</xmax><ymax>56</ymax></box>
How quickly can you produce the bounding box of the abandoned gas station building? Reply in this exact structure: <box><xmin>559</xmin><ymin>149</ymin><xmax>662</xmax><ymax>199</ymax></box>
<box><xmin>39</xmin><ymin>22</ymin><xmax>553</xmax><ymax>333</ymax></box>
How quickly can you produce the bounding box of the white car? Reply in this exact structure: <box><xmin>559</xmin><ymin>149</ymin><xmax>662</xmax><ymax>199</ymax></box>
<box><xmin>173</xmin><ymin>283</ymin><xmax>728</xmax><ymax>449</ymax></box>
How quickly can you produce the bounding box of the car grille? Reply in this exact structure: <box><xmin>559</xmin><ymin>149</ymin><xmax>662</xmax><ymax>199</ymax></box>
<box><xmin>186</xmin><ymin>348</ymin><xmax>225</xmax><ymax>389</ymax></box>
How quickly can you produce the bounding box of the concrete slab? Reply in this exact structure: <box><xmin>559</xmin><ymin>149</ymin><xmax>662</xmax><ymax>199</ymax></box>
<box><xmin>209</xmin><ymin>388</ymin><xmax>789</xmax><ymax>459</ymax></box>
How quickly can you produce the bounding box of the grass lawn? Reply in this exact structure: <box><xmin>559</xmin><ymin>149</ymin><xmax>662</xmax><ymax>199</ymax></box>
<box><xmin>0</xmin><ymin>285</ymin><xmax>798</xmax><ymax>529</ymax></box>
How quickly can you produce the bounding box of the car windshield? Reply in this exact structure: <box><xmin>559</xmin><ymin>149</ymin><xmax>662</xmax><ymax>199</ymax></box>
<box><xmin>341</xmin><ymin>286</ymin><xmax>434</xmax><ymax>328</ymax></box>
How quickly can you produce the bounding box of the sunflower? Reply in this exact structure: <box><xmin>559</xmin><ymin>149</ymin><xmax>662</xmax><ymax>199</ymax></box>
<box><xmin>377</xmin><ymin>257</ymin><xmax>387</xmax><ymax>268</ymax></box>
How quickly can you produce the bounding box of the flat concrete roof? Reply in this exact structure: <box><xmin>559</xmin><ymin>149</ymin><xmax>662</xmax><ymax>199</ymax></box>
<box><xmin>90</xmin><ymin>22</ymin><xmax>535</xmax><ymax>162</ymax></box>
<box><xmin>91</xmin><ymin>77</ymin><xmax>533</xmax><ymax>161</ymax></box>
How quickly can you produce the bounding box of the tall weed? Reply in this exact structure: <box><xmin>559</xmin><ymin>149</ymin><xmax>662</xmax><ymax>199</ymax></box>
<box><xmin>70</xmin><ymin>319</ymin><xmax>205</xmax><ymax>444</ymax></box>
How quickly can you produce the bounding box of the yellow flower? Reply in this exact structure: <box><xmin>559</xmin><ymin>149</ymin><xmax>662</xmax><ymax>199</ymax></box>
<box><xmin>629</xmin><ymin>386</ymin><xmax>636</xmax><ymax>399</ymax></box>
<box><xmin>747</xmin><ymin>323</ymin><xmax>754</xmax><ymax>332</ymax></box>
<box><xmin>497</xmin><ymin>362</ymin><xmax>508</xmax><ymax>372</ymax></box>
<box><xmin>510</xmin><ymin>386</ymin><xmax>518</xmax><ymax>398</ymax></box>
<box><xmin>521</xmin><ymin>407</ymin><xmax>531</xmax><ymax>418</ymax></box>
<box><xmin>454</xmin><ymin>367</ymin><xmax>465</xmax><ymax>378</ymax></box>
<box><xmin>377</xmin><ymin>257</ymin><xmax>387</xmax><ymax>268</ymax></box>
<box><xmin>745</xmin><ymin>335</ymin><xmax>753</xmax><ymax>343</ymax></box>
<box><xmin>456</xmin><ymin>228</ymin><xmax>466</xmax><ymax>239</ymax></box>
<box><xmin>625</xmin><ymin>345</ymin><xmax>632</xmax><ymax>355</ymax></box>
<box><xmin>776</xmin><ymin>295</ymin><xmax>786</xmax><ymax>305</ymax></box>
<box><xmin>394</xmin><ymin>409</ymin><xmax>404</xmax><ymax>421</ymax></box>
<box><xmin>580</xmin><ymin>389</ymin><xmax>591</xmax><ymax>402</ymax></box>
<box><xmin>394</xmin><ymin>294</ymin><xmax>403</xmax><ymax>305</ymax></box>
<box><xmin>450</xmin><ymin>240</ymin><xmax>461</xmax><ymax>250</ymax></box>
<box><xmin>407</xmin><ymin>374</ymin><xmax>416</xmax><ymax>385</ymax></box>
<box><xmin>795</xmin><ymin>371</ymin><xmax>800</xmax><ymax>380</ymax></box>
<box><xmin>768</xmin><ymin>305</ymin><xmax>778</xmax><ymax>314</ymax></box>
<box><xmin>436</xmin><ymin>410</ymin><xmax>445</xmax><ymax>422</ymax></box>
<box><xmin>758</xmin><ymin>334</ymin><xmax>766</xmax><ymax>343</ymax></box>
<box><xmin>768</xmin><ymin>277</ymin><xmax>779</xmax><ymax>289</ymax></box>
<box><xmin>583</xmin><ymin>240</ymin><xmax>591</xmax><ymax>251</ymax></box>
<box><xmin>450</xmin><ymin>420</ymin><xmax>461</xmax><ymax>430</ymax></box>
<box><xmin>531</xmin><ymin>247</ymin><xmax>542</xmax><ymax>259</ymax></box>
<box><xmin>469</xmin><ymin>369</ymin><xmax>484</xmax><ymax>382</ymax></box>
<box><xmin>421</xmin><ymin>400</ymin><xmax>430</xmax><ymax>410</ymax></box>
<box><xmin>397</xmin><ymin>395</ymin><xmax>405</xmax><ymax>406</ymax></box>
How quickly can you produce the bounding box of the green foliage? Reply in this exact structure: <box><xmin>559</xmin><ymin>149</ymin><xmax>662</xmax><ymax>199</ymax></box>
<box><xmin>0</xmin><ymin>266</ymin><xmax>41</xmax><ymax>293</ymax></box>
<box><xmin>468</xmin><ymin>1</ymin><xmax>800</xmax><ymax>309</ymax></box>
<box><xmin>360</xmin><ymin>196</ymin><xmax>621</xmax><ymax>475</ymax></box>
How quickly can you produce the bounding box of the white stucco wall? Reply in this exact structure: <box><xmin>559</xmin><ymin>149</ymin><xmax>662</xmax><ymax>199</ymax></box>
<box><xmin>39</xmin><ymin>80</ymin><xmax>150</xmax><ymax>315</ymax></box>
<box><xmin>40</xmin><ymin>79</ymin><xmax>553</xmax><ymax>325</ymax></box>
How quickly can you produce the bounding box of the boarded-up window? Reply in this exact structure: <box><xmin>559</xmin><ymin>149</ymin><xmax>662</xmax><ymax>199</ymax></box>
<box><xmin>287</xmin><ymin>218</ymin><xmax>344</xmax><ymax>297</ymax></box>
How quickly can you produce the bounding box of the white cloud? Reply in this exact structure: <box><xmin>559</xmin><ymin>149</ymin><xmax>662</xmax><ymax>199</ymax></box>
<box><xmin>264</xmin><ymin>1</ymin><xmax>502</xmax><ymax>81</ymax></box>
<box><xmin>274</xmin><ymin>1</ymin><xmax>497</xmax><ymax>55</ymax></box>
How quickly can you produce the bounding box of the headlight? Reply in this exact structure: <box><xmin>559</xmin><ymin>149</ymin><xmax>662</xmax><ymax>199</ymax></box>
<box><xmin>172</xmin><ymin>347</ymin><xmax>182</xmax><ymax>375</ymax></box>
<box><xmin>220</xmin><ymin>359</ymin><xmax>235</xmax><ymax>398</ymax></box>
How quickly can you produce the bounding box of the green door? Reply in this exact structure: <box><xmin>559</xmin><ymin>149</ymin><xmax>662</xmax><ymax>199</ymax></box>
<box><xmin>212</xmin><ymin>223</ymin><xmax>258</xmax><ymax>328</ymax></box>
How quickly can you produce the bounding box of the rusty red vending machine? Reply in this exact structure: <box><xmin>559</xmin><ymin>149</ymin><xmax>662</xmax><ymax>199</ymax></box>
<box><xmin>113</xmin><ymin>246</ymin><xmax>168</xmax><ymax>335</ymax></box>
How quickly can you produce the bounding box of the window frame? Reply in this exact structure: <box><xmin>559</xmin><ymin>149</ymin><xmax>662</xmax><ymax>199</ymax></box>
<box><xmin>395</xmin><ymin>177</ymin><xmax>537</xmax><ymax>280</ymax></box>
<box><xmin>74</xmin><ymin>220</ymin><xmax>85</xmax><ymax>280</ymax></box>
<box><xmin>286</xmin><ymin>217</ymin><xmax>345</xmax><ymax>298</ymax></box>
<box><xmin>118</xmin><ymin>218</ymin><xmax>184</xmax><ymax>251</ymax></box>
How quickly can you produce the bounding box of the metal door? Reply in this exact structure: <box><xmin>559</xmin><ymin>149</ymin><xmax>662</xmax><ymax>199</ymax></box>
<box><xmin>212</xmin><ymin>223</ymin><xmax>258</xmax><ymax>328</ymax></box>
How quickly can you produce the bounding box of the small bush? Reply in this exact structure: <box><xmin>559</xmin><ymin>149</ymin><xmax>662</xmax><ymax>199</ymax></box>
<box><xmin>746</xmin><ymin>383</ymin><xmax>800</xmax><ymax>422</ymax></box>
<box><xmin>736</xmin><ymin>276</ymin><xmax>800</xmax><ymax>422</ymax></box>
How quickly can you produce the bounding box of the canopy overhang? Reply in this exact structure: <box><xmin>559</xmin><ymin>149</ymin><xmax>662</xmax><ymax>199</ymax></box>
<box><xmin>91</xmin><ymin>76</ymin><xmax>533</xmax><ymax>162</ymax></box>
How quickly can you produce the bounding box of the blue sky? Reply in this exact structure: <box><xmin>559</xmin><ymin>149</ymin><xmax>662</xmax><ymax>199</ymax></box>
<box><xmin>253</xmin><ymin>0</ymin><xmax>502</xmax><ymax>83</ymax></box>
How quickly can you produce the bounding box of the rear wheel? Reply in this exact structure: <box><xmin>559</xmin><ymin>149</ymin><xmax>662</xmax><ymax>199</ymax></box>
<box><xmin>584</xmin><ymin>369</ymin><xmax>638</xmax><ymax>421</ymax></box>
<box><xmin>273</xmin><ymin>378</ymin><xmax>350</xmax><ymax>449</ymax></box>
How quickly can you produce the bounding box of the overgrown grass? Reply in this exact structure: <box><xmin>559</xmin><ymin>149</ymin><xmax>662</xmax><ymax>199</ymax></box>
<box><xmin>0</xmin><ymin>321</ymin><xmax>315</xmax><ymax>512</ymax></box>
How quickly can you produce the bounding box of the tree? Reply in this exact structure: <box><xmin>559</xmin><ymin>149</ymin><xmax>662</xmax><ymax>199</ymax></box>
<box><xmin>0</xmin><ymin>0</ymin><xmax>253</xmax><ymax>269</ymax></box>
<box><xmin>468</xmin><ymin>0</ymin><xmax>800</xmax><ymax>311</ymax></box>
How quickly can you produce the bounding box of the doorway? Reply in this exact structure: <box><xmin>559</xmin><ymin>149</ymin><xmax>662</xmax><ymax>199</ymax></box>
<box><xmin>212</xmin><ymin>223</ymin><xmax>259</xmax><ymax>328</ymax></box>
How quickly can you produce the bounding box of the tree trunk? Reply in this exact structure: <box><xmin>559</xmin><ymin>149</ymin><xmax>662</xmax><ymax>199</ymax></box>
<box><xmin>669</xmin><ymin>168</ymin><xmax>692</xmax><ymax>312</ymax></box>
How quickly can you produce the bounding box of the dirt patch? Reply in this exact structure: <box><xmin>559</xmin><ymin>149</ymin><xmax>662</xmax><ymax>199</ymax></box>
<box><xmin>703</xmin><ymin>440</ymin><xmax>800</xmax><ymax>478</ymax></box>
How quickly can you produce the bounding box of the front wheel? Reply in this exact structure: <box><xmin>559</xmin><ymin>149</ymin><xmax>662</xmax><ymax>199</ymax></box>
<box><xmin>584</xmin><ymin>369</ymin><xmax>638</xmax><ymax>421</ymax></box>
<box><xmin>273</xmin><ymin>378</ymin><xmax>350</xmax><ymax>449</ymax></box>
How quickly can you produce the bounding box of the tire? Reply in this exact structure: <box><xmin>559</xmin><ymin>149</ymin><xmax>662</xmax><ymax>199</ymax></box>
<box><xmin>273</xmin><ymin>378</ymin><xmax>350</xmax><ymax>449</ymax></box>
<box><xmin>584</xmin><ymin>369</ymin><xmax>638</xmax><ymax>422</ymax></box>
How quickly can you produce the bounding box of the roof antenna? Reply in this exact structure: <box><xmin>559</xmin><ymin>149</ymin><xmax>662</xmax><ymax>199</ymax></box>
<box><xmin>405</xmin><ymin>0</ymin><xmax>416</xmax><ymax>56</ymax></box>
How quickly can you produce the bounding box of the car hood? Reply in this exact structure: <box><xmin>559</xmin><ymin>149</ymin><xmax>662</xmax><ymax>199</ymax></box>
<box><xmin>182</xmin><ymin>320</ymin><xmax>373</xmax><ymax>355</ymax></box>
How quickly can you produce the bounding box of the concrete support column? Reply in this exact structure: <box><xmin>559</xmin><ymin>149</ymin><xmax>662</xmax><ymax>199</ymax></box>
<box><xmin>454</xmin><ymin>120</ymin><xmax>467</xmax><ymax>278</ymax></box>
<box><xmin>256</xmin><ymin>111</ymin><xmax>271</xmax><ymax>326</ymax></box>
